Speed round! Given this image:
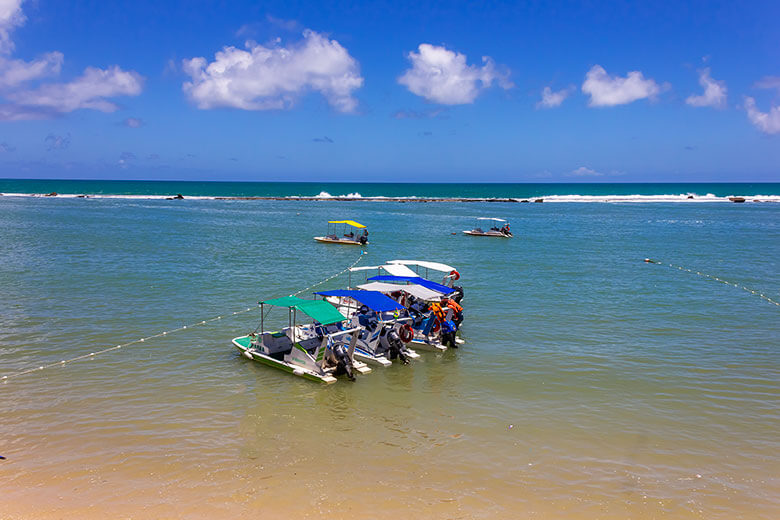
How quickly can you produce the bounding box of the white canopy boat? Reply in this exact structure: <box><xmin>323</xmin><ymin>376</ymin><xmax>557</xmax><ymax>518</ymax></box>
<box><xmin>347</xmin><ymin>263</ymin><xmax>418</xmax><ymax>288</ymax></box>
<box><xmin>356</xmin><ymin>281</ymin><xmax>449</xmax><ymax>352</ymax></box>
<box><xmin>387</xmin><ymin>259</ymin><xmax>461</xmax><ymax>287</ymax></box>
<box><xmin>232</xmin><ymin>296</ymin><xmax>371</xmax><ymax>384</ymax></box>
<box><xmin>316</xmin><ymin>289</ymin><xmax>420</xmax><ymax>366</ymax></box>
<box><xmin>314</xmin><ymin>220</ymin><xmax>369</xmax><ymax>245</ymax></box>
<box><xmin>463</xmin><ymin>217</ymin><xmax>513</xmax><ymax>238</ymax></box>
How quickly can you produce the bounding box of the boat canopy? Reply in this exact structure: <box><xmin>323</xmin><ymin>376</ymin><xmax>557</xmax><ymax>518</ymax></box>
<box><xmin>349</xmin><ymin>264</ymin><xmax>418</xmax><ymax>277</ymax></box>
<box><xmin>315</xmin><ymin>290</ymin><xmax>405</xmax><ymax>312</ymax></box>
<box><xmin>387</xmin><ymin>260</ymin><xmax>456</xmax><ymax>273</ymax></box>
<box><xmin>365</xmin><ymin>275</ymin><xmax>454</xmax><ymax>295</ymax></box>
<box><xmin>477</xmin><ymin>217</ymin><xmax>507</xmax><ymax>222</ymax></box>
<box><xmin>357</xmin><ymin>282</ymin><xmax>442</xmax><ymax>301</ymax></box>
<box><xmin>261</xmin><ymin>296</ymin><xmax>347</xmax><ymax>325</ymax></box>
<box><xmin>328</xmin><ymin>220</ymin><xmax>366</xmax><ymax>228</ymax></box>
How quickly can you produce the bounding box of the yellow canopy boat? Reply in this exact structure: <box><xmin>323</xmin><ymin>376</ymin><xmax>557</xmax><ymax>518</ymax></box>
<box><xmin>314</xmin><ymin>220</ymin><xmax>369</xmax><ymax>245</ymax></box>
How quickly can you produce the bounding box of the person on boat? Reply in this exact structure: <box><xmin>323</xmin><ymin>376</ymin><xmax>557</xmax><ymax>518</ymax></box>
<box><xmin>500</xmin><ymin>224</ymin><xmax>511</xmax><ymax>235</ymax></box>
<box><xmin>442</xmin><ymin>298</ymin><xmax>463</xmax><ymax>326</ymax></box>
<box><xmin>359</xmin><ymin>229</ymin><xmax>368</xmax><ymax>245</ymax></box>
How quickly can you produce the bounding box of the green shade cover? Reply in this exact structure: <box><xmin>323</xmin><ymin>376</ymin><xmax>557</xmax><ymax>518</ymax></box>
<box><xmin>261</xmin><ymin>296</ymin><xmax>347</xmax><ymax>325</ymax></box>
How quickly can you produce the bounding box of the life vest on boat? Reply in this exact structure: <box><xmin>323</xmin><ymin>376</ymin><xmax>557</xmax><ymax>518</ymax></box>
<box><xmin>429</xmin><ymin>303</ymin><xmax>447</xmax><ymax>321</ymax></box>
<box><xmin>444</xmin><ymin>299</ymin><xmax>462</xmax><ymax>313</ymax></box>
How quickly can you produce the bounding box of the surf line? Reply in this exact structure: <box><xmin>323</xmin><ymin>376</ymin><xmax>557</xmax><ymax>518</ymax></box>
<box><xmin>1</xmin><ymin>252</ymin><xmax>367</xmax><ymax>383</ymax></box>
<box><xmin>644</xmin><ymin>258</ymin><xmax>780</xmax><ymax>307</ymax></box>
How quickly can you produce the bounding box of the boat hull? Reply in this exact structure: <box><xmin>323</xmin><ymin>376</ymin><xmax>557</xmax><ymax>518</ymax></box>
<box><xmin>313</xmin><ymin>236</ymin><xmax>367</xmax><ymax>245</ymax></box>
<box><xmin>462</xmin><ymin>230</ymin><xmax>513</xmax><ymax>238</ymax></box>
<box><xmin>232</xmin><ymin>336</ymin><xmax>338</xmax><ymax>384</ymax></box>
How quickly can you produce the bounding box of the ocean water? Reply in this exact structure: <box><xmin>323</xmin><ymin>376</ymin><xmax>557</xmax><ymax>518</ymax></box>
<box><xmin>1</xmin><ymin>179</ymin><xmax>780</xmax><ymax>202</ymax></box>
<box><xmin>1</xmin><ymin>191</ymin><xmax>778</xmax><ymax>519</ymax></box>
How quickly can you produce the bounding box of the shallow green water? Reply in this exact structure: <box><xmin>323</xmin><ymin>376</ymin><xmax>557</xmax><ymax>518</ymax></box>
<box><xmin>1</xmin><ymin>196</ymin><xmax>778</xmax><ymax>519</ymax></box>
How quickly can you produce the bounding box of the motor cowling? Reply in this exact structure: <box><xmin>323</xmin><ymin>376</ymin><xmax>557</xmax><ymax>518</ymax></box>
<box><xmin>332</xmin><ymin>343</ymin><xmax>355</xmax><ymax>381</ymax></box>
<box><xmin>451</xmin><ymin>286</ymin><xmax>464</xmax><ymax>304</ymax></box>
<box><xmin>385</xmin><ymin>329</ymin><xmax>410</xmax><ymax>364</ymax></box>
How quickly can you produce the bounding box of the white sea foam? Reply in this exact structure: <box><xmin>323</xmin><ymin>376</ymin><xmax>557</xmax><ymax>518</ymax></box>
<box><xmin>1</xmin><ymin>192</ymin><xmax>779</xmax><ymax>202</ymax></box>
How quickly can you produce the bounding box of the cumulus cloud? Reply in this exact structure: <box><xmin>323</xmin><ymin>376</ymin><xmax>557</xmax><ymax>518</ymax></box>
<box><xmin>182</xmin><ymin>30</ymin><xmax>363</xmax><ymax>113</ymax></box>
<box><xmin>0</xmin><ymin>0</ymin><xmax>25</xmax><ymax>54</ymax></box>
<box><xmin>686</xmin><ymin>68</ymin><xmax>727</xmax><ymax>108</ymax></box>
<box><xmin>0</xmin><ymin>1</ymin><xmax>144</xmax><ymax>120</ymax></box>
<box><xmin>582</xmin><ymin>65</ymin><xmax>663</xmax><ymax>107</ymax></box>
<box><xmin>536</xmin><ymin>85</ymin><xmax>574</xmax><ymax>109</ymax></box>
<box><xmin>8</xmin><ymin>66</ymin><xmax>143</xmax><ymax>113</ymax></box>
<box><xmin>0</xmin><ymin>52</ymin><xmax>63</xmax><ymax>88</ymax></box>
<box><xmin>570</xmin><ymin>166</ymin><xmax>603</xmax><ymax>176</ymax></box>
<box><xmin>744</xmin><ymin>97</ymin><xmax>780</xmax><ymax>135</ymax></box>
<box><xmin>398</xmin><ymin>43</ymin><xmax>512</xmax><ymax>105</ymax></box>
<box><xmin>45</xmin><ymin>133</ymin><xmax>70</xmax><ymax>151</ymax></box>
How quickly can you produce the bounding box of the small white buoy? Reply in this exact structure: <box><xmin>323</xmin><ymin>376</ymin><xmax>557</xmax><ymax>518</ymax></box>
<box><xmin>293</xmin><ymin>368</ymin><xmax>305</xmax><ymax>376</ymax></box>
<box><xmin>243</xmin><ymin>351</ymin><xmax>253</xmax><ymax>359</ymax></box>
<box><xmin>508</xmin><ymin>424</ymin><xmax>514</xmax><ymax>429</ymax></box>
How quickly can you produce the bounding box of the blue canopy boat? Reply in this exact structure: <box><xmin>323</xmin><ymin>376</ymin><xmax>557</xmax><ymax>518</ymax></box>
<box><xmin>316</xmin><ymin>289</ymin><xmax>419</xmax><ymax>366</ymax></box>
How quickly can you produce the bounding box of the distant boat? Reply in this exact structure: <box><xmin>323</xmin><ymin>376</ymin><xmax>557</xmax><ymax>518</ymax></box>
<box><xmin>314</xmin><ymin>220</ymin><xmax>369</xmax><ymax>245</ymax></box>
<box><xmin>463</xmin><ymin>217</ymin><xmax>513</xmax><ymax>238</ymax></box>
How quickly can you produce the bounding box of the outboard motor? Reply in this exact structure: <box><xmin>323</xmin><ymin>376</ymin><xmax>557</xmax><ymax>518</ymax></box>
<box><xmin>359</xmin><ymin>235</ymin><xmax>367</xmax><ymax>245</ymax></box>
<box><xmin>331</xmin><ymin>343</ymin><xmax>355</xmax><ymax>381</ymax></box>
<box><xmin>385</xmin><ymin>328</ymin><xmax>410</xmax><ymax>364</ymax></box>
<box><xmin>451</xmin><ymin>286</ymin><xmax>464</xmax><ymax>304</ymax></box>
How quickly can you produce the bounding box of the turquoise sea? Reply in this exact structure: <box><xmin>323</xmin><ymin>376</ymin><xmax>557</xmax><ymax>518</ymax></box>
<box><xmin>1</xmin><ymin>181</ymin><xmax>778</xmax><ymax>519</ymax></box>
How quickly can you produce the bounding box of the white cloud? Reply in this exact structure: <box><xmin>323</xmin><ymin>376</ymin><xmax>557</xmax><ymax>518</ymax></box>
<box><xmin>686</xmin><ymin>68</ymin><xmax>727</xmax><ymax>108</ymax></box>
<box><xmin>755</xmin><ymin>76</ymin><xmax>780</xmax><ymax>92</ymax></box>
<box><xmin>0</xmin><ymin>52</ymin><xmax>63</xmax><ymax>87</ymax></box>
<box><xmin>0</xmin><ymin>1</ymin><xmax>144</xmax><ymax>120</ymax></box>
<box><xmin>536</xmin><ymin>85</ymin><xmax>574</xmax><ymax>109</ymax></box>
<box><xmin>8</xmin><ymin>66</ymin><xmax>143</xmax><ymax>113</ymax></box>
<box><xmin>398</xmin><ymin>43</ymin><xmax>512</xmax><ymax>105</ymax></box>
<box><xmin>744</xmin><ymin>96</ymin><xmax>780</xmax><ymax>135</ymax></box>
<box><xmin>0</xmin><ymin>0</ymin><xmax>25</xmax><ymax>54</ymax></box>
<box><xmin>582</xmin><ymin>65</ymin><xmax>663</xmax><ymax>107</ymax></box>
<box><xmin>182</xmin><ymin>30</ymin><xmax>363</xmax><ymax>113</ymax></box>
<box><xmin>570</xmin><ymin>166</ymin><xmax>604</xmax><ymax>176</ymax></box>
<box><xmin>122</xmin><ymin>117</ymin><xmax>144</xmax><ymax>128</ymax></box>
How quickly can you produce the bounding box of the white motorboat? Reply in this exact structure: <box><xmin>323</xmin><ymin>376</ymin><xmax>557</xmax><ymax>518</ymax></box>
<box><xmin>463</xmin><ymin>217</ymin><xmax>513</xmax><ymax>237</ymax></box>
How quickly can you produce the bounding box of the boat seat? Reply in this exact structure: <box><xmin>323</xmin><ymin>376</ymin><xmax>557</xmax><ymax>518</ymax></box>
<box><xmin>262</xmin><ymin>332</ymin><xmax>293</xmax><ymax>354</ymax></box>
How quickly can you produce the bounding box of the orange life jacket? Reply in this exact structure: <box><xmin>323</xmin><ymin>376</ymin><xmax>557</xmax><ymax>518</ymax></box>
<box><xmin>429</xmin><ymin>303</ymin><xmax>446</xmax><ymax>320</ymax></box>
<box><xmin>445</xmin><ymin>300</ymin><xmax>462</xmax><ymax>313</ymax></box>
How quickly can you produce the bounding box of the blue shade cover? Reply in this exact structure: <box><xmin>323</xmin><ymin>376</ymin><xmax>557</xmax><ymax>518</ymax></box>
<box><xmin>365</xmin><ymin>276</ymin><xmax>454</xmax><ymax>294</ymax></box>
<box><xmin>315</xmin><ymin>290</ymin><xmax>405</xmax><ymax>312</ymax></box>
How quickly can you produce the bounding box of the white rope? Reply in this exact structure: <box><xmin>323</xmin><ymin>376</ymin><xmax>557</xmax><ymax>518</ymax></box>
<box><xmin>292</xmin><ymin>251</ymin><xmax>366</xmax><ymax>296</ymax></box>
<box><xmin>644</xmin><ymin>258</ymin><xmax>780</xmax><ymax>307</ymax></box>
<box><xmin>2</xmin><ymin>252</ymin><xmax>366</xmax><ymax>383</ymax></box>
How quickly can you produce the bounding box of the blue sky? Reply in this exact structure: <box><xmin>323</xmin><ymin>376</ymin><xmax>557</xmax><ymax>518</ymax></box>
<box><xmin>0</xmin><ymin>0</ymin><xmax>778</xmax><ymax>182</ymax></box>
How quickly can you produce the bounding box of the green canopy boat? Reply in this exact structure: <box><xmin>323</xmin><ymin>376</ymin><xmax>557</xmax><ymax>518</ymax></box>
<box><xmin>232</xmin><ymin>296</ymin><xmax>371</xmax><ymax>383</ymax></box>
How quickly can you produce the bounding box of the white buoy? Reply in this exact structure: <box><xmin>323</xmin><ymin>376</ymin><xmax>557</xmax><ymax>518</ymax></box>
<box><xmin>243</xmin><ymin>350</ymin><xmax>253</xmax><ymax>359</ymax></box>
<box><xmin>293</xmin><ymin>368</ymin><xmax>305</xmax><ymax>376</ymax></box>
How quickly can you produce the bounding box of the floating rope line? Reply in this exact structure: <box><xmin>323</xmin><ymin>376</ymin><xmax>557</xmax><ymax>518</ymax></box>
<box><xmin>2</xmin><ymin>252</ymin><xmax>366</xmax><ymax>383</ymax></box>
<box><xmin>292</xmin><ymin>251</ymin><xmax>366</xmax><ymax>296</ymax></box>
<box><xmin>644</xmin><ymin>258</ymin><xmax>780</xmax><ymax>307</ymax></box>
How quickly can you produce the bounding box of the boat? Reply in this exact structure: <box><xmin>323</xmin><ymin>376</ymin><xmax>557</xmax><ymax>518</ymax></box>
<box><xmin>356</xmin><ymin>280</ymin><xmax>452</xmax><ymax>352</ymax></box>
<box><xmin>315</xmin><ymin>289</ymin><xmax>420</xmax><ymax>366</ymax></box>
<box><xmin>313</xmin><ymin>220</ymin><xmax>369</xmax><ymax>245</ymax></box>
<box><xmin>232</xmin><ymin>296</ymin><xmax>371</xmax><ymax>384</ymax></box>
<box><xmin>463</xmin><ymin>217</ymin><xmax>513</xmax><ymax>237</ymax></box>
<box><xmin>387</xmin><ymin>259</ymin><xmax>462</xmax><ymax>291</ymax></box>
